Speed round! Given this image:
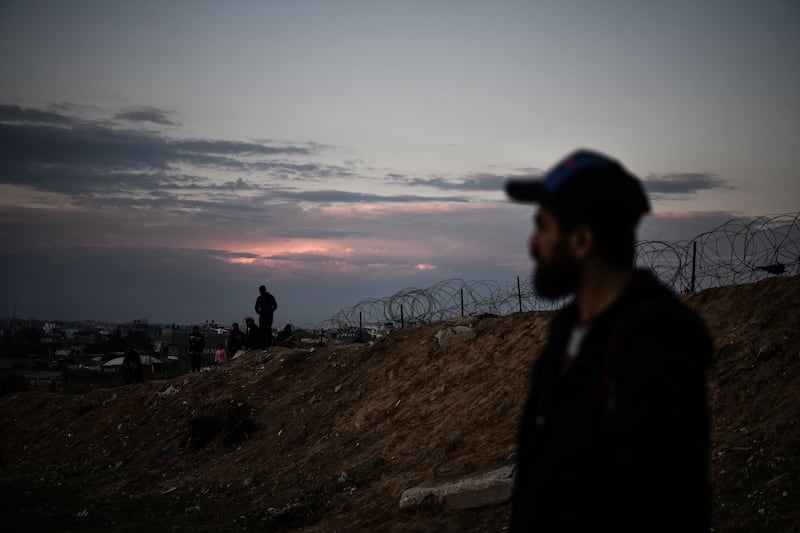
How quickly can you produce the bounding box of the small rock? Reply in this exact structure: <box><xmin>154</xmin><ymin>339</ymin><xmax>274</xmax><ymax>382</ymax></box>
<box><xmin>451</xmin><ymin>316</ymin><xmax>478</xmax><ymax>327</ymax></box>
<box><xmin>756</xmin><ymin>343</ymin><xmax>778</xmax><ymax>361</ymax></box>
<box><xmin>434</xmin><ymin>326</ymin><xmax>476</xmax><ymax>348</ymax></box>
<box><xmin>400</xmin><ymin>465</ymin><xmax>515</xmax><ymax>511</ymax></box>
<box><xmin>158</xmin><ymin>386</ymin><xmax>180</xmax><ymax>398</ymax></box>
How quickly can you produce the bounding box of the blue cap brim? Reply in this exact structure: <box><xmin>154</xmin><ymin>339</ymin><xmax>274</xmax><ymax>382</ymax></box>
<box><xmin>505</xmin><ymin>179</ymin><xmax>548</xmax><ymax>203</ymax></box>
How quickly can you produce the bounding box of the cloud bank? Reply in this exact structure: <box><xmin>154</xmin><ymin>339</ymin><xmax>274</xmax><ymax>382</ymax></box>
<box><xmin>0</xmin><ymin>103</ymin><xmax>739</xmax><ymax>325</ymax></box>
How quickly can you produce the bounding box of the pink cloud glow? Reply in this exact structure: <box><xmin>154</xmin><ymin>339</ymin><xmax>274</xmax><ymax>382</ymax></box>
<box><xmin>317</xmin><ymin>201</ymin><xmax>491</xmax><ymax>218</ymax></box>
<box><xmin>650</xmin><ymin>210</ymin><xmax>739</xmax><ymax>220</ymax></box>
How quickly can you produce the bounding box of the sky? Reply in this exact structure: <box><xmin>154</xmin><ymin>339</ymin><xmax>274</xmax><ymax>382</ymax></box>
<box><xmin>1</xmin><ymin>0</ymin><xmax>798</xmax><ymax>328</ymax></box>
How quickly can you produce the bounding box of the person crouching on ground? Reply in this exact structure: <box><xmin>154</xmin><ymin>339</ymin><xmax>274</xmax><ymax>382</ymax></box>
<box><xmin>227</xmin><ymin>322</ymin><xmax>244</xmax><ymax>357</ymax></box>
<box><xmin>243</xmin><ymin>317</ymin><xmax>260</xmax><ymax>350</ymax></box>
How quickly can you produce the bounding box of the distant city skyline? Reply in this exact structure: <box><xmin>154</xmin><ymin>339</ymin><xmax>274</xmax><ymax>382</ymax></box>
<box><xmin>1</xmin><ymin>1</ymin><xmax>798</xmax><ymax>326</ymax></box>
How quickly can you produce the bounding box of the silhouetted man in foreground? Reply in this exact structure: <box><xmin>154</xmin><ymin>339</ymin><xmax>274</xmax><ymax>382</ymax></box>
<box><xmin>505</xmin><ymin>150</ymin><xmax>712</xmax><ymax>532</ymax></box>
<box><xmin>254</xmin><ymin>285</ymin><xmax>278</xmax><ymax>349</ymax></box>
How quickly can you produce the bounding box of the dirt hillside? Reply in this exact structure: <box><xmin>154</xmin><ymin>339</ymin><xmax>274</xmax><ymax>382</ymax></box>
<box><xmin>1</xmin><ymin>275</ymin><xmax>798</xmax><ymax>532</ymax></box>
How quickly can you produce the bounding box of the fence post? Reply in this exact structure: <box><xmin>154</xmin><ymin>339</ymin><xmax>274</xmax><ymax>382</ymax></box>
<box><xmin>691</xmin><ymin>241</ymin><xmax>697</xmax><ymax>293</ymax></box>
<box><xmin>460</xmin><ymin>288</ymin><xmax>464</xmax><ymax>317</ymax></box>
<box><xmin>400</xmin><ymin>305</ymin><xmax>404</xmax><ymax>329</ymax></box>
<box><xmin>359</xmin><ymin>311</ymin><xmax>363</xmax><ymax>342</ymax></box>
<box><xmin>517</xmin><ymin>276</ymin><xmax>522</xmax><ymax>313</ymax></box>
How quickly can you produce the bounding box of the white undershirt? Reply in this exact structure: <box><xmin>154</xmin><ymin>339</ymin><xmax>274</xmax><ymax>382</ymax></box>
<box><xmin>565</xmin><ymin>322</ymin><xmax>591</xmax><ymax>361</ymax></box>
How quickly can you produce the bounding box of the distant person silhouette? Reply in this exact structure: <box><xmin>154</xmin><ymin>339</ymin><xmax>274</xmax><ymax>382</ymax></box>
<box><xmin>123</xmin><ymin>348</ymin><xmax>142</xmax><ymax>384</ymax></box>
<box><xmin>254</xmin><ymin>285</ymin><xmax>278</xmax><ymax>349</ymax></box>
<box><xmin>243</xmin><ymin>317</ymin><xmax>260</xmax><ymax>349</ymax></box>
<box><xmin>276</xmin><ymin>324</ymin><xmax>297</xmax><ymax>348</ymax></box>
<box><xmin>188</xmin><ymin>325</ymin><xmax>205</xmax><ymax>372</ymax></box>
<box><xmin>227</xmin><ymin>322</ymin><xmax>245</xmax><ymax>356</ymax></box>
<box><xmin>505</xmin><ymin>150</ymin><xmax>712</xmax><ymax>532</ymax></box>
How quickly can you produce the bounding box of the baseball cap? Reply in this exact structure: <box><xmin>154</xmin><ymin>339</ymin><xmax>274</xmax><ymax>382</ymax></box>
<box><xmin>505</xmin><ymin>149</ymin><xmax>650</xmax><ymax>225</ymax></box>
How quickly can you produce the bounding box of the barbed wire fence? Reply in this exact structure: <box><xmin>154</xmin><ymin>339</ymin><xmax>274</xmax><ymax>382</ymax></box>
<box><xmin>310</xmin><ymin>212</ymin><xmax>799</xmax><ymax>333</ymax></box>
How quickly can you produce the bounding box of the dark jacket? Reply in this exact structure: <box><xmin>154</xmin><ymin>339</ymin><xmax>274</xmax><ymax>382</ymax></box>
<box><xmin>510</xmin><ymin>270</ymin><xmax>712</xmax><ymax>532</ymax></box>
<box><xmin>255</xmin><ymin>292</ymin><xmax>278</xmax><ymax>317</ymax></box>
<box><xmin>228</xmin><ymin>326</ymin><xmax>244</xmax><ymax>354</ymax></box>
<box><xmin>243</xmin><ymin>319</ymin><xmax>260</xmax><ymax>349</ymax></box>
<box><xmin>188</xmin><ymin>331</ymin><xmax>205</xmax><ymax>354</ymax></box>
<box><xmin>123</xmin><ymin>350</ymin><xmax>143</xmax><ymax>384</ymax></box>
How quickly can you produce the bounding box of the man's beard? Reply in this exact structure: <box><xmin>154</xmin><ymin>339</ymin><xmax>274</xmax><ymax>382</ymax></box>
<box><xmin>533</xmin><ymin>241</ymin><xmax>579</xmax><ymax>300</ymax></box>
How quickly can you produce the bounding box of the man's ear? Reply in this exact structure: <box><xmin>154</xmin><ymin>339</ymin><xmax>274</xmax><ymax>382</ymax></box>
<box><xmin>568</xmin><ymin>224</ymin><xmax>595</xmax><ymax>260</ymax></box>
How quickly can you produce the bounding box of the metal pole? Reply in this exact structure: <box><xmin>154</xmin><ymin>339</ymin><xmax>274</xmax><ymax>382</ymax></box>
<box><xmin>400</xmin><ymin>305</ymin><xmax>405</xmax><ymax>329</ymax></box>
<box><xmin>517</xmin><ymin>276</ymin><xmax>522</xmax><ymax>313</ymax></box>
<box><xmin>460</xmin><ymin>288</ymin><xmax>464</xmax><ymax>317</ymax></box>
<box><xmin>359</xmin><ymin>311</ymin><xmax>363</xmax><ymax>342</ymax></box>
<box><xmin>691</xmin><ymin>241</ymin><xmax>697</xmax><ymax>293</ymax></box>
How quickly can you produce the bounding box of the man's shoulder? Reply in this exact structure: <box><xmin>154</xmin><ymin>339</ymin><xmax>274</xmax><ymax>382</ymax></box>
<box><xmin>626</xmin><ymin>299</ymin><xmax>708</xmax><ymax>346</ymax></box>
<box><xmin>630</xmin><ymin>272</ymin><xmax>704</xmax><ymax>323</ymax></box>
<box><xmin>618</xmin><ymin>273</ymin><xmax>712</xmax><ymax>356</ymax></box>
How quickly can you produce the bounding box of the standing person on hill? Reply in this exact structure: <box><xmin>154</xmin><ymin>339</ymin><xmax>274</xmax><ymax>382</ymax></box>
<box><xmin>123</xmin><ymin>348</ymin><xmax>142</xmax><ymax>384</ymax></box>
<box><xmin>254</xmin><ymin>285</ymin><xmax>278</xmax><ymax>349</ymax></box>
<box><xmin>504</xmin><ymin>150</ymin><xmax>712</xmax><ymax>532</ymax></box>
<box><xmin>188</xmin><ymin>325</ymin><xmax>205</xmax><ymax>372</ymax></box>
<box><xmin>227</xmin><ymin>322</ymin><xmax>245</xmax><ymax>357</ymax></box>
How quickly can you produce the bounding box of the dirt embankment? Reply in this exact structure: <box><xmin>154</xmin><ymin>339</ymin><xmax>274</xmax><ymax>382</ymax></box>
<box><xmin>1</xmin><ymin>275</ymin><xmax>798</xmax><ymax>532</ymax></box>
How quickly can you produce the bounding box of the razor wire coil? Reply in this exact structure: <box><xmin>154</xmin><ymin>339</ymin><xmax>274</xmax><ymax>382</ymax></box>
<box><xmin>312</xmin><ymin>212</ymin><xmax>799</xmax><ymax>331</ymax></box>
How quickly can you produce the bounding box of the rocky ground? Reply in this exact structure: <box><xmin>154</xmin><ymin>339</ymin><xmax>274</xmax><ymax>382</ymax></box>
<box><xmin>1</xmin><ymin>275</ymin><xmax>798</xmax><ymax>532</ymax></box>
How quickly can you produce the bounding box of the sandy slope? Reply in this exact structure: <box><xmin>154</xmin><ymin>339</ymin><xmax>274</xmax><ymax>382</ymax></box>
<box><xmin>1</xmin><ymin>275</ymin><xmax>798</xmax><ymax>532</ymax></box>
